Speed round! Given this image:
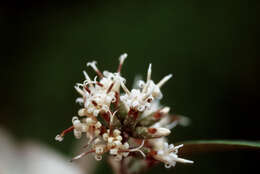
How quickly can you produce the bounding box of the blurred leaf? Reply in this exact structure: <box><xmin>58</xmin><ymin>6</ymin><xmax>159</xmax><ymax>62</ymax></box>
<box><xmin>178</xmin><ymin>140</ymin><xmax>260</xmax><ymax>157</ymax></box>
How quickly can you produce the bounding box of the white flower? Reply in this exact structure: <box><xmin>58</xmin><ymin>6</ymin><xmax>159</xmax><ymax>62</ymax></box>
<box><xmin>152</xmin><ymin>141</ymin><xmax>193</xmax><ymax>168</ymax></box>
<box><xmin>73</xmin><ymin>116</ymin><xmax>102</xmax><ymax>140</ymax></box>
<box><xmin>103</xmin><ymin>129</ymin><xmax>130</xmax><ymax>160</ymax></box>
<box><xmin>74</xmin><ymin>79</ymin><xmax>116</xmax><ymax>117</ymax></box>
<box><xmin>74</xmin><ymin>54</ymin><xmax>127</xmax><ymax>117</ymax></box>
<box><xmin>120</xmin><ymin>88</ymin><xmax>152</xmax><ymax>112</ymax></box>
<box><xmin>55</xmin><ymin>53</ymin><xmax>193</xmax><ymax>169</ymax></box>
<box><xmin>120</xmin><ymin>63</ymin><xmax>172</xmax><ymax>112</ymax></box>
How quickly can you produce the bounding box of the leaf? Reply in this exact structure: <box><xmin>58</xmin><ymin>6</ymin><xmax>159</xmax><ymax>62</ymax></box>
<box><xmin>177</xmin><ymin>140</ymin><xmax>260</xmax><ymax>157</ymax></box>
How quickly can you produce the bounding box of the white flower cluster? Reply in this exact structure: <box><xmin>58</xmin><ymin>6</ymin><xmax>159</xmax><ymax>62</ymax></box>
<box><xmin>120</xmin><ymin>64</ymin><xmax>172</xmax><ymax>112</ymax></box>
<box><xmin>103</xmin><ymin>129</ymin><xmax>130</xmax><ymax>161</ymax></box>
<box><xmin>55</xmin><ymin>53</ymin><xmax>193</xmax><ymax>168</ymax></box>
<box><xmin>74</xmin><ymin>66</ymin><xmax>121</xmax><ymax>116</ymax></box>
<box><xmin>55</xmin><ymin>116</ymin><xmax>102</xmax><ymax>142</ymax></box>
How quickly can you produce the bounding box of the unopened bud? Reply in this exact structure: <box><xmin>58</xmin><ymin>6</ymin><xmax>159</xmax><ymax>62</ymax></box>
<box><xmin>151</xmin><ymin>128</ymin><xmax>171</xmax><ymax>137</ymax></box>
<box><xmin>133</xmin><ymin>127</ymin><xmax>171</xmax><ymax>139</ymax></box>
<box><xmin>138</xmin><ymin>107</ymin><xmax>170</xmax><ymax>127</ymax></box>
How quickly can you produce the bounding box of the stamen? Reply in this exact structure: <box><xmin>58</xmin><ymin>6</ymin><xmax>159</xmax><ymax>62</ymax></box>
<box><xmin>174</xmin><ymin>157</ymin><xmax>194</xmax><ymax>164</ymax></box>
<box><xmin>70</xmin><ymin>150</ymin><xmax>95</xmax><ymax>162</ymax></box>
<box><xmin>136</xmin><ymin>149</ymin><xmax>146</xmax><ymax>158</ymax></box>
<box><xmin>83</xmin><ymin>80</ymin><xmax>96</xmax><ymax>87</ymax></box>
<box><xmin>117</xmin><ymin>53</ymin><xmax>127</xmax><ymax>73</ymax></box>
<box><xmin>74</xmin><ymin>85</ymin><xmax>84</xmax><ymax>96</ymax></box>
<box><xmin>142</xmin><ymin>84</ymin><xmax>154</xmax><ymax>100</ymax></box>
<box><xmin>93</xmin><ymin>76</ymin><xmax>98</xmax><ymax>83</ymax></box>
<box><xmin>157</xmin><ymin>74</ymin><xmax>173</xmax><ymax>88</ymax></box>
<box><xmin>142</xmin><ymin>80</ymin><xmax>151</xmax><ymax>94</ymax></box>
<box><xmin>107</xmin><ymin>82</ymin><xmax>114</xmax><ymax>94</ymax></box>
<box><xmin>120</xmin><ymin>81</ymin><xmax>131</xmax><ymax>95</ymax></box>
<box><xmin>55</xmin><ymin>126</ymin><xmax>74</xmax><ymax>142</ymax></box>
<box><xmin>172</xmin><ymin>144</ymin><xmax>184</xmax><ymax>151</ymax></box>
<box><xmin>96</xmin><ymin>81</ymin><xmax>104</xmax><ymax>87</ymax></box>
<box><xmin>87</xmin><ymin>61</ymin><xmax>104</xmax><ymax>78</ymax></box>
<box><xmin>147</xmin><ymin>63</ymin><xmax>152</xmax><ymax>82</ymax></box>
<box><xmin>110</xmin><ymin>110</ymin><xmax>118</xmax><ymax>126</ymax></box>
<box><xmin>83</xmin><ymin>70</ymin><xmax>93</xmax><ymax>87</ymax></box>
<box><xmin>82</xmin><ymin>137</ymin><xmax>97</xmax><ymax>148</ymax></box>
<box><xmin>109</xmin><ymin>110</ymin><xmax>118</xmax><ymax>134</ymax></box>
<box><xmin>84</xmin><ymin>85</ymin><xmax>91</xmax><ymax>94</ymax></box>
<box><xmin>129</xmin><ymin>140</ymin><xmax>144</xmax><ymax>151</ymax></box>
<box><xmin>129</xmin><ymin>140</ymin><xmax>146</xmax><ymax>158</ymax></box>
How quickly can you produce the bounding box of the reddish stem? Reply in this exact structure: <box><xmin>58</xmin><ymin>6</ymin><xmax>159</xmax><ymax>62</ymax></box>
<box><xmin>60</xmin><ymin>126</ymin><xmax>74</xmax><ymax>137</ymax></box>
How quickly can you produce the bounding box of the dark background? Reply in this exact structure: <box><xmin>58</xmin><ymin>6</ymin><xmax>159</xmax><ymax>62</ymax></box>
<box><xmin>1</xmin><ymin>0</ymin><xmax>259</xmax><ymax>174</ymax></box>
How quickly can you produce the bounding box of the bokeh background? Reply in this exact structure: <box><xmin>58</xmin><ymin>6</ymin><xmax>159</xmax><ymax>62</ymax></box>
<box><xmin>1</xmin><ymin>0</ymin><xmax>259</xmax><ymax>174</ymax></box>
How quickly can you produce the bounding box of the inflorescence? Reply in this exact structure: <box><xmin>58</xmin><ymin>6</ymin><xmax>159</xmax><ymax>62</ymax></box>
<box><xmin>55</xmin><ymin>53</ymin><xmax>193</xmax><ymax>168</ymax></box>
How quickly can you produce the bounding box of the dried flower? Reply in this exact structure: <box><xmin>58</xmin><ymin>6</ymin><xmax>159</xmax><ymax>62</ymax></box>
<box><xmin>55</xmin><ymin>53</ymin><xmax>193</xmax><ymax>168</ymax></box>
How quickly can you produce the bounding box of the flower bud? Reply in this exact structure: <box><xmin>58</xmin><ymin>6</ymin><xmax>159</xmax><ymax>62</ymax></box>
<box><xmin>133</xmin><ymin>127</ymin><xmax>171</xmax><ymax>139</ymax></box>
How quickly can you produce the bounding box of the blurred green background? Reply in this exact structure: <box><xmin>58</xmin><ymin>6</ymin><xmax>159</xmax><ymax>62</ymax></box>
<box><xmin>1</xmin><ymin>0</ymin><xmax>259</xmax><ymax>174</ymax></box>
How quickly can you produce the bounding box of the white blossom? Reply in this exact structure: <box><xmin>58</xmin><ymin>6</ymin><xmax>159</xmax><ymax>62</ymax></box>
<box><xmin>120</xmin><ymin>63</ymin><xmax>172</xmax><ymax>112</ymax></box>
<box><xmin>55</xmin><ymin>54</ymin><xmax>193</xmax><ymax>168</ymax></box>
<box><xmin>153</xmin><ymin>142</ymin><xmax>193</xmax><ymax>168</ymax></box>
